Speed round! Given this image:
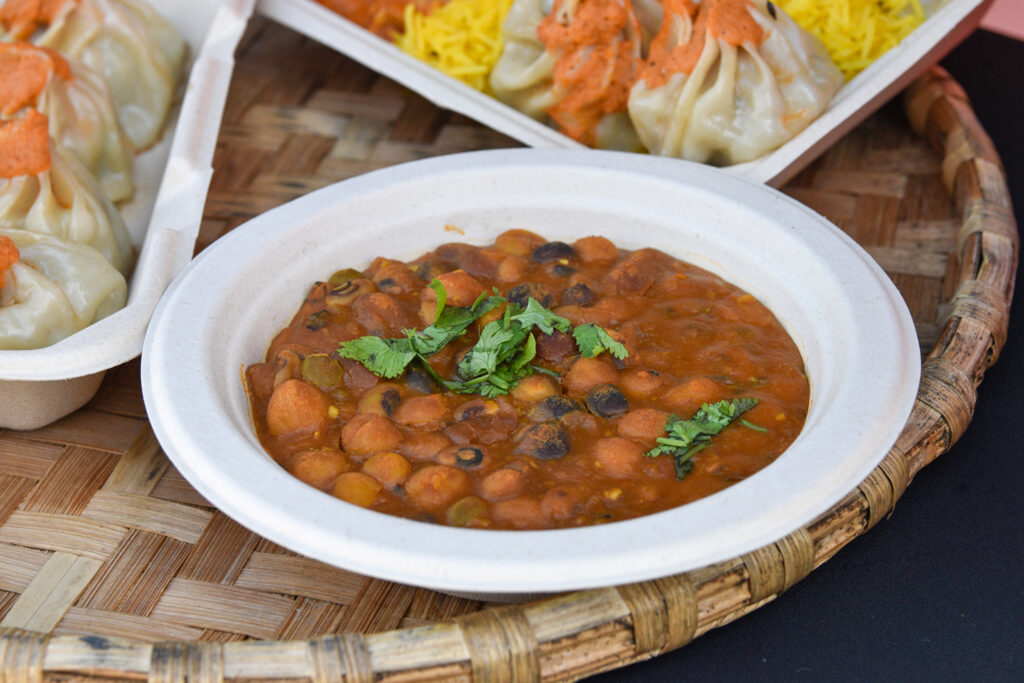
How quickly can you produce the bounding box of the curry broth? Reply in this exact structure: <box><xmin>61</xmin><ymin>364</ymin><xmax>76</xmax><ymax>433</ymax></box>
<box><xmin>244</xmin><ymin>230</ymin><xmax>809</xmax><ymax>529</ymax></box>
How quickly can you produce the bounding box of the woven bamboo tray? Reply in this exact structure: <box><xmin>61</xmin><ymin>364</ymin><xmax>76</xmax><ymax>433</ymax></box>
<box><xmin>0</xmin><ymin>16</ymin><xmax>1017</xmax><ymax>682</ymax></box>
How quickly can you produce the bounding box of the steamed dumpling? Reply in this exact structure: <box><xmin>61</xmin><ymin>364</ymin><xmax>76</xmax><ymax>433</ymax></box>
<box><xmin>628</xmin><ymin>0</ymin><xmax>843</xmax><ymax>165</ymax></box>
<box><xmin>0</xmin><ymin>110</ymin><xmax>133</xmax><ymax>272</ymax></box>
<box><xmin>490</xmin><ymin>0</ymin><xmax>644</xmax><ymax>151</ymax></box>
<box><xmin>0</xmin><ymin>41</ymin><xmax>134</xmax><ymax>202</ymax></box>
<box><xmin>0</xmin><ymin>228</ymin><xmax>126</xmax><ymax>349</ymax></box>
<box><xmin>0</xmin><ymin>0</ymin><xmax>187</xmax><ymax>150</ymax></box>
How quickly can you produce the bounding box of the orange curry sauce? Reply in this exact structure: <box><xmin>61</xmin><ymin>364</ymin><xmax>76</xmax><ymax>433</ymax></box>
<box><xmin>0</xmin><ymin>42</ymin><xmax>72</xmax><ymax>116</ymax></box>
<box><xmin>245</xmin><ymin>231</ymin><xmax>810</xmax><ymax>530</ymax></box>
<box><xmin>0</xmin><ymin>0</ymin><xmax>74</xmax><ymax>40</ymax></box>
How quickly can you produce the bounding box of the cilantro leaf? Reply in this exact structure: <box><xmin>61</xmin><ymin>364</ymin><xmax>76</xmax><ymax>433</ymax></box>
<box><xmin>336</xmin><ymin>336</ymin><xmax>416</xmax><ymax>378</ymax></box>
<box><xmin>573</xmin><ymin>323</ymin><xmax>629</xmax><ymax>360</ymax></box>
<box><xmin>646</xmin><ymin>398</ymin><xmax>760</xmax><ymax>479</ymax></box>
<box><xmin>509</xmin><ymin>298</ymin><xmax>572</xmax><ymax>336</ymax></box>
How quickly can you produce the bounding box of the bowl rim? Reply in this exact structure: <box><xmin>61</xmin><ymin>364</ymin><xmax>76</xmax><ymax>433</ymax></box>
<box><xmin>142</xmin><ymin>148</ymin><xmax>920</xmax><ymax>595</ymax></box>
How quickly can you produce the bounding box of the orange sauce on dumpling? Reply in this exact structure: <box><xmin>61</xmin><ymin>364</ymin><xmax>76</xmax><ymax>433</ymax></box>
<box><xmin>0</xmin><ymin>236</ymin><xmax>19</xmax><ymax>288</ymax></box>
<box><xmin>537</xmin><ymin>0</ymin><xmax>641</xmax><ymax>146</ymax></box>
<box><xmin>0</xmin><ymin>110</ymin><xmax>51</xmax><ymax>178</ymax></box>
<box><xmin>0</xmin><ymin>43</ymin><xmax>72</xmax><ymax>116</ymax></box>
<box><xmin>640</xmin><ymin>0</ymin><xmax>766</xmax><ymax>88</ymax></box>
<box><xmin>0</xmin><ymin>0</ymin><xmax>74</xmax><ymax>40</ymax></box>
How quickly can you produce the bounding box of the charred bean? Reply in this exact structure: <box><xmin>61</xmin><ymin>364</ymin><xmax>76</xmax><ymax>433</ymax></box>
<box><xmin>516</xmin><ymin>421</ymin><xmax>571</xmax><ymax>460</ymax></box>
<box><xmin>507</xmin><ymin>282</ymin><xmax>553</xmax><ymax>308</ymax></box>
<box><xmin>532</xmin><ymin>241</ymin><xmax>576</xmax><ymax>263</ymax></box>
<box><xmin>586</xmin><ymin>384</ymin><xmax>629</xmax><ymax>418</ymax></box>
<box><xmin>528</xmin><ymin>395</ymin><xmax>582</xmax><ymax>422</ymax></box>
<box><xmin>561</xmin><ymin>282</ymin><xmax>594</xmax><ymax>306</ymax></box>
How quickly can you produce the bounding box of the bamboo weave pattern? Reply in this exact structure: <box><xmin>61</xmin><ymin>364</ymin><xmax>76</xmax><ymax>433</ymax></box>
<box><xmin>0</xmin><ymin>18</ymin><xmax>1016</xmax><ymax>683</ymax></box>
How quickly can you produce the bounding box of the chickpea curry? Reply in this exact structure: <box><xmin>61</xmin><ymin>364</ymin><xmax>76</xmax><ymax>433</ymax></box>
<box><xmin>244</xmin><ymin>230</ymin><xmax>810</xmax><ymax>530</ymax></box>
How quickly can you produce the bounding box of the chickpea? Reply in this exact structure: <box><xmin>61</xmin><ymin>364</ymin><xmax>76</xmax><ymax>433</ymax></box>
<box><xmin>362</xmin><ymin>452</ymin><xmax>412</xmax><ymax>489</ymax></box>
<box><xmin>399</xmin><ymin>432</ymin><xmax>452</xmax><ymax>462</ymax></box>
<box><xmin>266</xmin><ymin>379</ymin><xmax>331</xmax><ymax>437</ymax></box>
<box><xmin>573</xmin><ymin>236</ymin><xmax>618</xmax><ymax>265</ymax></box>
<box><xmin>352</xmin><ymin>292</ymin><xmax>417</xmax><ymax>337</ymax></box>
<box><xmin>593</xmin><ymin>437</ymin><xmax>644</xmax><ymax>478</ymax></box>
<box><xmin>497</xmin><ymin>255</ymin><xmax>528</xmax><ymax>282</ymax></box>
<box><xmin>330</xmin><ymin>472</ymin><xmax>383</xmax><ymax>507</ymax></box>
<box><xmin>405</xmin><ymin>465</ymin><xmax>470</xmax><ymax>513</ymax></box>
<box><xmin>479</xmin><ymin>468</ymin><xmax>525</xmax><ymax>501</ymax></box>
<box><xmin>563</xmin><ymin>357</ymin><xmax>617</xmax><ymax>395</ymax></box>
<box><xmin>288</xmin><ymin>449</ymin><xmax>350</xmax><ymax>489</ymax></box>
<box><xmin>663</xmin><ymin>377</ymin><xmax>722</xmax><ymax>415</ymax></box>
<box><xmin>495</xmin><ymin>229</ymin><xmax>545</xmax><ymax>256</ymax></box>
<box><xmin>491</xmin><ymin>497</ymin><xmax>546</xmax><ymax>529</ymax></box>
<box><xmin>619</xmin><ymin>368</ymin><xmax>665</xmax><ymax>399</ymax></box>
<box><xmin>434</xmin><ymin>269</ymin><xmax>486</xmax><ymax>306</ymax></box>
<box><xmin>618</xmin><ymin>408</ymin><xmax>670</xmax><ymax>445</ymax></box>
<box><xmin>541</xmin><ymin>486</ymin><xmax>582</xmax><ymax>522</ymax></box>
<box><xmin>393</xmin><ymin>394</ymin><xmax>450</xmax><ymax>428</ymax></box>
<box><xmin>341</xmin><ymin>414</ymin><xmax>404</xmax><ymax>454</ymax></box>
<box><xmin>510</xmin><ymin>374</ymin><xmax>559</xmax><ymax>404</ymax></box>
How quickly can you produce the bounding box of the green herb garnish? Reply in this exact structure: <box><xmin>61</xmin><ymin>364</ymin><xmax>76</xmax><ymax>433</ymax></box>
<box><xmin>336</xmin><ymin>279</ymin><xmax>626</xmax><ymax>396</ymax></box>
<box><xmin>573</xmin><ymin>322</ymin><xmax>628</xmax><ymax>360</ymax></box>
<box><xmin>645</xmin><ymin>398</ymin><xmax>761</xmax><ymax>479</ymax></box>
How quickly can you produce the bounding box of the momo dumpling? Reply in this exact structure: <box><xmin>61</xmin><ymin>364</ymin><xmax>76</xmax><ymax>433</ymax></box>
<box><xmin>0</xmin><ymin>229</ymin><xmax>126</xmax><ymax>349</ymax></box>
<box><xmin>490</xmin><ymin>0</ymin><xmax>644</xmax><ymax>151</ymax></box>
<box><xmin>0</xmin><ymin>0</ymin><xmax>187</xmax><ymax>150</ymax></box>
<box><xmin>0</xmin><ymin>110</ymin><xmax>133</xmax><ymax>272</ymax></box>
<box><xmin>628</xmin><ymin>0</ymin><xmax>843</xmax><ymax>165</ymax></box>
<box><xmin>0</xmin><ymin>42</ymin><xmax>133</xmax><ymax>202</ymax></box>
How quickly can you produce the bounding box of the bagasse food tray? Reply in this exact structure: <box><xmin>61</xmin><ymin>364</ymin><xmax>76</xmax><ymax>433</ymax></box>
<box><xmin>256</xmin><ymin>0</ymin><xmax>992</xmax><ymax>187</ymax></box>
<box><xmin>0</xmin><ymin>17</ymin><xmax>1017</xmax><ymax>681</ymax></box>
<box><xmin>0</xmin><ymin>0</ymin><xmax>255</xmax><ymax>430</ymax></box>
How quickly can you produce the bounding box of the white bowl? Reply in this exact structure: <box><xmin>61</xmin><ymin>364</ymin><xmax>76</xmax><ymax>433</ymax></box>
<box><xmin>142</xmin><ymin>149</ymin><xmax>920</xmax><ymax>599</ymax></box>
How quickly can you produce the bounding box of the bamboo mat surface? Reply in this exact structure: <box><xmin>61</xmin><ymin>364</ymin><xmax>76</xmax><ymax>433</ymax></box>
<box><xmin>0</xmin><ymin>15</ymin><xmax>1016</xmax><ymax>682</ymax></box>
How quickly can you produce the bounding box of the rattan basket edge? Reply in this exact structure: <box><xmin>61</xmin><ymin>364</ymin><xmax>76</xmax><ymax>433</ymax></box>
<box><xmin>0</xmin><ymin>65</ymin><xmax>1017</xmax><ymax>683</ymax></box>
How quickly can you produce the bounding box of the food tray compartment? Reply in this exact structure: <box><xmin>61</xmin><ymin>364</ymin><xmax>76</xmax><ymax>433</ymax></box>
<box><xmin>0</xmin><ymin>0</ymin><xmax>257</xmax><ymax>430</ymax></box>
<box><xmin>256</xmin><ymin>0</ymin><xmax>990</xmax><ymax>187</ymax></box>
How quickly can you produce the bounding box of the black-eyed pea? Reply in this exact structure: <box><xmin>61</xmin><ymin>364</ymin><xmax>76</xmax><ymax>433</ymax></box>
<box><xmin>357</xmin><ymin>383</ymin><xmax>402</xmax><ymax>416</ymax></box>
<box><xmin>330</xmin><ymin>472</ymin><xmax>383</xmax><ymax>507</ymax></box>
<box><xmin>362</xmin><ymin>451</ymin><xmax>412</xmax><ymax>489</ymax></box>
<box><xmin>438</xmin><ymin>446</ymin><xmax>487</xmax><ymax>469</ymax></box>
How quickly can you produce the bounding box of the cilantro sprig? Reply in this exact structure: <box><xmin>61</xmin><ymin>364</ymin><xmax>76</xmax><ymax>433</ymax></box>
<box><xmin>336</xmin><ymin>279</ymin><xmax>626</xmax><ymax>396</ymax></box>
<box><xmin>645</xmin><ymin>398</ymin><xmax>762</xmax><ymax>479</ymax></box>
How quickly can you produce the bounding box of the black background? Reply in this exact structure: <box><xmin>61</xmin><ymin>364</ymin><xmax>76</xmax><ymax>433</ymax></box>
<box><xmin>590</xmin><ymin>28</ymin><xmax>1024</xmax><ymax>682</ymax></box>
